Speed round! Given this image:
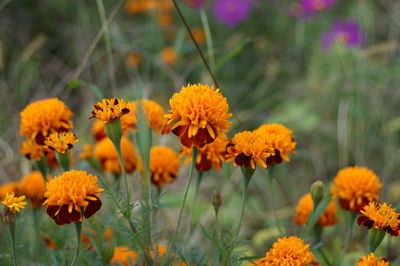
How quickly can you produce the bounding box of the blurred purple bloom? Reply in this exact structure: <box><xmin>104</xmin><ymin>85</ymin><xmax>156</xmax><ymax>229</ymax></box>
<box><xmin>292</xmin><ymin>0</ymin><xmax>336</xmax><ymax>18</ymax></box>
<box><xmin>212</xmin><ymin>0</ymin><xmax>253</xmax><ymax>28</ymax></box>
<box><xmin>184</xmin><ymin>0</ymin><xmax>206</xmax><ymax>9</ymax></box>
<box><xmin>321</xmin><ymin>20</ymin><xmax>364</xmax><ymax>51</ymax></box>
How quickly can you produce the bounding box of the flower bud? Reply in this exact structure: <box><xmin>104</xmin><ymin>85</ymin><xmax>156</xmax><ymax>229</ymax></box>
<box><xmin>311</xmin><ymin>180</ymin><xmax>324</xmax><ymax>207</ymax></box>
<box><xmin>212</xmin><ymin>191</ymin><xmax>222</xmax><ymax>210</ymax></box>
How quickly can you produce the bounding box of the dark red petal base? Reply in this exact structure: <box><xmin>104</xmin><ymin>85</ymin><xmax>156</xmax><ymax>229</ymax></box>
<box><xmin>172</xmin><ymin>125</ymin><xmax>216</xmax><ymax>148</ymax></box>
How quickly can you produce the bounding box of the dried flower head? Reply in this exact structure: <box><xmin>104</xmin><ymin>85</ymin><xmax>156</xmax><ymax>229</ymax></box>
<box><xmin>90</xmin><ymin>98</ymin><xmax>130</xmax><ymax>123</ymax></box>
<box><xmin>255</xmin><ymin>123</ymin><xmax>296</xmax><ymax>165</ymax></box>
<box><xmin>45</xmin><ymin>132</ymin><xmax>78</xmax><ymax>154</ymax></box>
<box><xmin>43</xmin><ymin>170</ymin><xmax>103</xmax><ymax>225</ymax></box>
<box><xmin>150</xmin><ymin>146</ymin><xmax>180</xmax><ymax>187</ymax></box>
<box><xmin>294</xmin><ymin>193</ymin><xmax>338</xmax><ymax>227</ymax></box>
<box><xmin>1</xmin><ymin>192</ymin><xmax>27</xmax><ymax>213</ymax></box>
<box><xmin>110</xmin><ymin>246</ymin><xmax>138</xmax><ymax>266</ymax></box>
<box><xmin>18</xmin><ymin>171</ymin><xmax>47</xmax><ymax>208</ymax></box>
<box><xmin>94</xmin><ymin>137</ymin><xmax>139</xmax><ymax>174</ymax></box>
<box><xmin>357</xmin><ymin>253</ymin><xmax>389</xmax><ymax>266</ymax></box>
<box><xmin>331</xmin><ymin>166</ymin><xmax>382</xmax><ymax>213</ymax></box>
<box><xmin>19</xmin><ymin>98</ymin><xmax>73</xmax><ymax>144</ymax></box>
<box><xmin>256</xmin><ymin>236</ymin><xmax>318</xmax><ymax>266</ymax></box>
<box><xmin>181</xmin><ymin>136</ymin><xmax>229</xmax><ymax>172</ymax></box>
<box><xmin>91</xmin><ymin>120</ymin><xmax>107</xmax><ymax>141</ymax></box>
<box><xmin>20</xmin><ymin>138</ymin><xmax>48</xmax><ymax>161</ymax></box>
<box><xmin>166</xmin><ymin>83</ymin><xmax>232</xmax><ymax>148</ymax></box>
<box><xmin>0</xmin><ymin>182</ymin><xmax>19</xmax><ymax>200</ymax></box>
<box><xmin>226</xmin><ymin>130</ymin><xmax>275</xmax><ymax>169</ymax></box>
<box><xmin>358</xmin><ymin>201</ymin><xmax>400</xmax><ymax>236</ymax></box>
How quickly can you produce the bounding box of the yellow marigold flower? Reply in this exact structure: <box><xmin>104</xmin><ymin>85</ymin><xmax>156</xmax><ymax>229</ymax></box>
<box><xmin>1</xmin><ymin>192</ymin><xmax>27</xmax><ymax>213</ymax></box>
<box><xmin>43</xmin><ymin>234</ymin><xmax>58</xmax><ymax>249</ymax></box>
<box><xmin>181</xmin><ymin>136</ymin><xmax>229</xmax><ymax>172</ymax></box>
<box><xmin>160</xmin><ymin>47</ymin><xmax>178</xmax><ymax>65</ymax></box>
<box><xmin>166</xmin><ymin>83</ymin><xmax>232</xmax><ymax>148</ymax></box>
<box><xmin>19</xmin><ymin>98</ymin><xmax>73</xmax><ymax>144</ymax></box>
<box><xmin>357</xmin><ymin>253</ymin><xmax>389</xmax><ymax>266</ymax></box>
<box><xmin>110</xmin><ymin>246</ymin><xmax>138</xmax><ymax>266</ymax></box>
<box><xmin>256</xmin><ymin>236</ymin><xmax>318</xmax><ymax>266</ymax></box>
<box><xmin>44</xmin><ymin>132</ymin><xmax>78</xmax><ymax>154</ymax></box>
<box><xmin>294</xmin><ymin>193</ymin><xmax>338</xmax><ymax>227</ymax></box>
<box><xmin>90</xmin><ymin>98</ymin><xmax>130</xmax><ymax>123</ymax></box>
<box><xmin>18</xmin><ymin>171</ymin><xmax>47</xmax><ymax>208</ymax></box>
<box><xmin>331</xmin><ymin>166</ymin><xmax>382</xmax><ymax>213</ymax></box>
<box><xmin>125</xmin><ymin>52</ymin><xmax>142</xmax><ymax>67</ymax></box>
<box><xmin>255</xmin><ymin>123</ymin><xmax>297</xmax><ymax>165</ymax></box>
<box><xmin>94</xmin><ymin>137</ymin><xmax>138</xmax><ymax>174</ymax></box>
<box><xmin>122</xmin><ymin>100</ymin><xmax>168</xmax><ymax>134</ymax></box>
<box><xmin>150</xmin><ymin>146</ymin><xmax>180</xmax><ymax>187</ymax></box>
<box><xmin>91</xmin><ymin>120</ymin><xmax>107</xmax><ymax>141</ymax></box>
<box><xmin>0</xmin><ymin>182</ymin><xmax>20</xmax><ymax>200</ymax></box>
<box><xmin>358</xmin><ymin>201</ymin><xmax>400</xmax><ymax>236</ymax></box>
<box><xmin>226</xmin><ymin>130</ymin><xmax>275</xmax><ymax>169</ymax></box>
<box><xmin>79</xmin><ymin>144</ymin><xmax>93</xmax><ymax>160</ymax></box>
<box><xmin>43</xmin><ymin>170</ymin><xmax>103</xmax><ymax>225</ymax></box>
<box><xmin>20</xmin><ymin>138</ymin><xmax>48</xmax><ymax>161</ymax></box>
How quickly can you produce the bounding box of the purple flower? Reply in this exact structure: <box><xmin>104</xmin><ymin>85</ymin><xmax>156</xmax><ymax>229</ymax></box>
<box><xmin>212</xmin><ymin>0</ymin><xmax>253</xmax><ymax>28</ymax></box>
<box><xmin>321</xmin><ymin>20</ymin><xmax>364</xmax><ymax>51</ymax></box>
<box><xmin>184</xmin><ymin>0</ymin><xmax>206</xmax><ymax>9</ymax></box>
<box><xmin>292</xmin><ymin>0</ymin><xmax>336</xmax><ymax>18</ymax></box>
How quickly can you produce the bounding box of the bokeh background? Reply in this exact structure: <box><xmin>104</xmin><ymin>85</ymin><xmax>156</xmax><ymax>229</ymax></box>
<box><xmin>1</xmin><ymin>0</ymin><xmax>400</xmax><ymax>265</ymax></box>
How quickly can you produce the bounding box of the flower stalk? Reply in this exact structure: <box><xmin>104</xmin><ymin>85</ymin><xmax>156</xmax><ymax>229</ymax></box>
<box><xmin>55</xmin><ymin>150</ymin><xmax>70</xmax><ymax>171</ymax></box>
<box><xmin>34</xmin><ymin>157</ymin><xmax>48</xmax><ymax>182</ymax></box>
<box><xmin>7</xmin><ymin>223</ymin><xmax>17</xmax><ymax>266</ymax></box>
<box><xmin>71</xmin><ymin>221</ymin><xmax>82</xmax><ymax>266</ymax></box>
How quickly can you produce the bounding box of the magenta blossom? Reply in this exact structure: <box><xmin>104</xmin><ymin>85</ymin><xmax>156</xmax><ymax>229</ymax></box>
<box><xmin>321</xmin><ymin>20</ymin><xmax>364</xmax><ymax>51</ymax></box>
<box><xmin>184</xmin><ymin>0</ymin><xmax>206</xmax><ymax>9</ymax></box>
<box><xmin>212</xmin><ymin>0</ymin><xmax>253</xmax><ymax>28</ymax></box>
<box><xmin>292</xmin><ymin>0</ymin><xmax>336</xmax><ymax>18</ymax></box>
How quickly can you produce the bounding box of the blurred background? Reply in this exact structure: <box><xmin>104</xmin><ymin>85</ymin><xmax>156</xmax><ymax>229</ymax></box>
<box><xmin>1</xmin><ymin>0</ymin><xmax>400</xmax><ymax>264</ymax></box>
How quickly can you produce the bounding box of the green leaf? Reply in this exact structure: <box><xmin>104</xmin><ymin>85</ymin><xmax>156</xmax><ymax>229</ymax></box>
<box><xmin>307</xmin><ymin>194</ymin><xmax>331</xmax><ymax>230</ymax></box>
<box><xmin>215</xmin><ymin>38</ymin><xmax>251</xmax><ymax>71</ymax></box>
<box><xmin>67</xmin><ymin>79</ymin><xmax>104</xmax><ymax>99</ymax></box>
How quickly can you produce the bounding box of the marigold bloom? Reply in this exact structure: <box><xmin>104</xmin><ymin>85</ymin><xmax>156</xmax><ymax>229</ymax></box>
<box><xmin>166</xmin><ymin>83</ymin><xmax>232</xmax><ymax>148</ymax></box>
<box><xmin>150</xmin><ymin>244</ymin><xmax>187</xmax><ymax>265</ymax></box>
<box><xmin>43</xmin><ymin>170</ymin><xmax>103</xmax><ymax>225</ymax></box>
<box><xmin>91</xmin><ymin>120</ymin><xmax>107</xmax><ymax>141</ymax></box>
<box><xmin>256</xmin><ymin>236</ymin><xmax>318</xmax><ymax>266</ymax></box>
<box><xmin>181</xmin><ymin>136</ymin><xmax>229</xmax><ymax>171</ymax></box>
<box><xmin>18</xmin><ymin>171</ymin><xmax>47</xmax><ymax>208</ymax></box>
<box><xmin>157</xmin><ymin>11</ymin><xmax>173</xmax><ymax>26</ymax></box>
<box><xmin>125</xmin><ymin>0</ymin><xmax>154</xmax><ymax>14</ymax></box>
<box><xmin>125</xmin><ymin>52</ymin><xmax>142</xmax><ymax>67</ymax></box>
<box><xmin>79</xmin><ymin>144</ymin><xmax>93</xmax><ymax>160</ymax></box>
<box><xmin>0</xmin><ymin>182</ymin><xmax>19</xmax><ymax>200</ymax></box>
<box><xmin>43</xmin><ymin>234</ymin><xmax>58</xmax><ymax>249</ymax></box>
<box><xmin>294</xmin><ymin>193</ymin><xmax>338</xmax><ymax>227</ymax></box>
<box><xmin>1</xmin><ymin>192</ymin><xmax>27</xmax><ymax>213</ymax></box>
<box><xmin>255</xmin><ymin>123</ymin><xmax>296</xmax><ymax>165</ymax></box>
<box><xmin>90</xmin><ymin>98</ymin><xmax>130</xmax><ymax>123</ymax></box>
<box><xmin>150</xmin><ymin>146</ymin><xmax>180</xmax><ymax>187</ymax></box>
<box><xmin>358</xmin><ymin>201</ymin><xmax>400</xmax><ymax>236</ymax></box>
<box><xmin>110</xmin><ymin>246</ymin><xmax>138</xmax><ymax>266</ymax></box>
<box><xmin>191</xmin><ymin>28</ymin><xmax>206</xmax><ymax>44</ymax></box>
<box><xmin>331</xmin><ymin>166</ymin><xmax>382</xmax><ymax>213</ymax></box>
<box><xmin>19</xmin><ymin>98</ymin><xmax>73</xmax><ymax>143</ymax></box>
<box><xmin>226</xmin><ymin>131</ymin><xmax>275</xmax><ymax>169</ymax></box>
<box><xmin>20</xmin><ymin>138</ymin><xmax>48</xmax><ymax>161</ymax></box>
<box><xmin>94</xmin><ymin>137</ymin><xmax>138</xmax><ymax>174</ymax></box>
<box><xmin>45</xmin><ymin>132</ymin><xmax>78</xmax><ymax>154</ymax></box>
<box><xmin>160</xmin><ymin>47</ymin><xmax>178</xmax><ymax>65</ymax></box>
<box><xmin>357</xmin><ymin>253</ymin><xmax>389</xmax><ymax>266</ymax></box>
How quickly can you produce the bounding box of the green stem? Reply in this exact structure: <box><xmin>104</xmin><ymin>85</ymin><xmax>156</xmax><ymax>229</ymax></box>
<box><xmin>190</xmin><ymin>171</ymin><xmax>204</xmax><ymax>227</ymax></box>
<box><xmin>316</xmin><ymin>248</ymin><xmax>331</xmax><ymax>266</ymax></box>
<box><xmin>7</xmin><ymin>223</ymin><xmax>17</xmax><ymax>266</ymax></box>
<box><xmin>236</xmin><ymin>174</ymin><xmax>251</xmax><ymax>236</ymax></box>
<box><xmin>200</xmin><ymin>9</ymin><xmax>215</xmax><ymax>72</ymax></box>
<box><xmin>35</xmin><ymin>157</ymin><xmax>48</xmax><ymax>182</ymax></box>
<box><xmin>55</xmin><ymin>150</ymin><xmax>70</xmax><ymax>171</ymax></box>
<box><xmin>343</xmin><ymin>212</ymin><xmax>357</xmax><ymax>253</ymax></box>
<box><xmin>70</xmin><ymin>222</ymin><xmax>82</xmax><ymax>266</ymax></box>
<box><xmin>266</xmin><ymin>167</ymin><xmax>284</xmax><ymax>235</ymax></box>
<box><xmin>115</xmin><ymin>145</ymin><xmax>131</xmax><ymax>206</ymax></box>
<box><xmin>31</xmin><ymin>209</ymin><xmax>40</xmax><ymax>258</ymax></box>
<box><xmin>165</xmin><ymin>148</ymin><xmax>198</xmax><ymax>265</ymax></box>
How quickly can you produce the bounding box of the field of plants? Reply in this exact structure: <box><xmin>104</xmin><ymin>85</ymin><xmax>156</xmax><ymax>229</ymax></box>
<box><xmin>1</xmin><ymin>0</ymin><xmax>400</xmax><ymax>265</ymax></box>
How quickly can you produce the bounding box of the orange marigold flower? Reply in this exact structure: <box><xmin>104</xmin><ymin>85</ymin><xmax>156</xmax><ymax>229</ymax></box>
<box><xmin>125</xmin><ymin>52</ymin><xmax>142</xmax><ymax>67</ymax></box>
<box><xmin>43</xmin><ymin>234</ymin><xmax>58</xmax><ymax>249</ymax></box>
<box><xmin>91</xmin><ymin>120</ymin><xmax>107</xmax><ymax>141</ymax></box>
<box><xmin>255</xmin><ymin>123</ymin><xmax>297</xmax><ymax>165</ymax></box>
<box><xmin>0</xmin><ymin>182</ymin><xmax>20</xmax><ymax>200</ymax></box>
<box><xmin>44</xmin><ymin>132</ymin><xmax>78</xmax><ymax>154</ymax></box>
<box><xmin>19</xmin><ymin>98</ymin><xmax>73</xmax><ymax>144</ymax></box>
<box><xmin>82</xmin><ymin>227</ymin><xmax>113</xmax><ymax>250</ymax></box>
<box><xmin>191</xmin><ymin>28</ymin><xmax>206</xmax><ymax>44</ymax></box>
<box><xmin>150</xmin><ymin>146</ymin><xmax>180</xmax><ymax>187</ymax></box>
<box><xmin>94</xmin><ymin>137</ymin><xmax>138</xmax><ymax>174</ymax></box>
<box><xmin>157</xmin><ymin>11</ymin><xmax>173</xmax><ymax>26</ymax></box>
<box><xmin>43</xmin><ymin>170</ymin><xmax>103</xmax><ymax>225</ymax></box>
<box><xmin>104</xmin><ymin>227</ymin><xmax>113</xmax><ymax>241</ymax></box>
<box><xmin>160</xmin><ymin>47</ymin><xmax>178</xmax><ymax>65</ymax></box>
<box><xmin>79</xmin><ymin>144</ymin><xmax>93</xmax><ymax>160</ymax></box>
<box><xmin>181</xmin><ymin>136</ymin><xmax>229</xmax><ymax>172</ymax></box>
<box><xmin>149</xmin><ymin>244</ymin><xmax>187</xmax><ymax>265</ymax></box>
<box><xmin>256</xmin><ymin>236</ymin><xmax>318</xmax><ymax>266</ymax></box>
<box><xmin>331</xmin><ymin>166</ymin><xmax>382</xmax><ymax>213</ymax></box>
<box><xmin>1</xmin><ymin>192</ymin><xmax>27</xmax><ymax>213</ymax></box>
<box><xmin>90</xmin><ymin>98</ymin><xmax>130</xmax><ymax>123</ymax></box>
<box><xmin>18</xmin><ymin>171</ymin><xmax>47</xmax><ymax>208</ymax></box>
<box><xmin>165</xmin><ymin>83</ymin><xmax>232</xmax><ymax>148</ymax></box>
<box><xmin>111</xmin><ymin>246</ymin><xmax>138</xmax><ymax>266</ymax></box>
<box><xmin>294</xmin><ymin>193</ymin><xmax>338</xmax><ymax>227</ymax></box>
<box><xmin>357</xmin><ymin>253</ymin><xmax>389</xmax><ymax>266</ymax></box>
<box><xmin>226</xmin><ymin>130</ymin><xmax>275</xmax><ymax>169</ymax></box>
<box><xmin>358</xmin><ymin>201</ymin><xmax>400</xmax><ymax>236</ymax></box>
<box><xmin>125</xmin><ymin>0</ymin><xmax>154</xmax><ymax>14</ymax></box>
<box><xmin>20</xmin><ymin>138</ymin><xmax>48</xmax><ymax>161</ymax></box>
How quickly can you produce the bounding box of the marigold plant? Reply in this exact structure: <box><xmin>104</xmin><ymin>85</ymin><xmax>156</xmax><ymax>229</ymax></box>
<box><xmin>0</xmin><ymin>182</ymin><xmax>19</xmax><ymax>200</ymax></box>
<box><xmin>150</xmin><ymin>146</ymin><xmax>180</xmax><ymax>187</ymax></box>
<box><xmin>110</xmin><ymin>246</ymin><xmax>138</xmax><ymax>266</ymax></box>
<box><xmin>43</xmin><ymin>170</ymin><xmax>103</xmax><ymax>225</ymax></box>
<box><xmin>90</xmin><ymin>98</ymin><xmax>130</xmax><ymax>123</ymax></box>
<box><xmin>358</xmin><ymin>201</ymin><xmax>400</xmax><ymax>236</ymax></box>
<box><xmin>91</xmin><ymin>120</ymin><xmax>107</xmax><ymax>141</ymax></box>
<box><xmin>44</xmin><ymin>131</ymin><xmax>78</xmax><ymax>154</ymax></box>
<box><xmin>18</xmin><ymin>171</ymin><xmax>47</xmax><ymax>208</ymax></box>
<box><xmin>357</xmin><ymin>253</ymin><xmax>389</xmax><ymax>266</ymax></box>
<box><xmin>294</xmin><ymin>193</ymin><xmax>338</xmax><ymax>226</ymax></box>
<box><xmin>20</xmin><ymin>138</ymin><xmax>48</xmax><ymax>161</ymax></box>
<box><xmin>1</xmin><ymin>192</ymin><xmax>27</xmax><ymax>213</ymax></box>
